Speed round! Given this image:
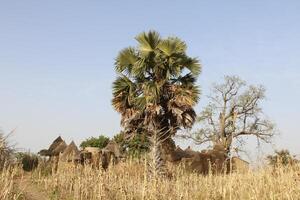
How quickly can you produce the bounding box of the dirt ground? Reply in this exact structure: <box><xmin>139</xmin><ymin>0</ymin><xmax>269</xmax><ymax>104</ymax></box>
<box><xmin>16</xmin><ymin>173</ymin><xmax>49</xmax><ymax>200</ymax></box>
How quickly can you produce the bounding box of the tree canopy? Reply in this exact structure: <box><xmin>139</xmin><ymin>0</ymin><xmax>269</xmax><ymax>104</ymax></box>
<box><xmin>80</xmin><ymin>135</ymin><xmax>110</xmax><ymax>149</ymax></box>
<box><xmin>113</xmin><ymin>132</ymin><xmax>150</xmax><ymax>157</ymax></box>
<box><xmin>112</xmin><ymin>30</ymin><xmax>201</xmax><ymax>139</ymax></box>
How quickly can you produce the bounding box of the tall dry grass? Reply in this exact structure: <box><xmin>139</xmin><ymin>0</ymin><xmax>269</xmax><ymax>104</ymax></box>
<box><xmin>31</xmin><ymin>160</ymin><xmax>300</xmax><ymax>200</ymax></box>
<box><xmin>0</xmin><ymin>166</ymin><xmax>22</xmax><ymax>200</ymax></box>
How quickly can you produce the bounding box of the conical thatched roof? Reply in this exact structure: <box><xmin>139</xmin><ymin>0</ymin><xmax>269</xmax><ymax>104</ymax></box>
<box><xmin>102</xmin><ymin>140</ymin><xmax>121</xmax><ymax>157</ymax></box>
<box><xmin>51</xmin><ymin>140</ymin><xmax>67</xmax><ymax>156</ymax></box>
<box><xmin>48</xmin><ymin>136</ymin><xmax>64</xmax><ymax>152</ymax></box>
<box><xmin>60</xmin><ymin>141</ymin><xmax>80</xmax><ymax>162</ymax></box>
<box><xmin>38</xmin><ymin>136</ymin><xmax>66</xmax><ymax>157</ymax></box>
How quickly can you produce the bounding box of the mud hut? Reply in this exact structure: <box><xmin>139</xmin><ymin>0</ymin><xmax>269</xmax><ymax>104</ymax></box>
<box><xmin>100</xmin><ymin>140</ymin><xmax>122</xmax><ymax>169</ymax></box>
<box><xmin>38</xmin><ymin>136</ymin><xmax>67</xmax><ymax>172</ymax></box>
<box><xmin>80</xmin><ymin>147</ymin><xmax>101</xmax><ymax>168</ymax></box>
<box><xmin>229</xmin><ymin>156</ymin><xmax>249</xmax><ymax>173</ymax></box>
<box><xmin>51</xmin><ymin>141</ymin><xmax>67</xmax><ymax>157</ymax></box>
<box><xmin>60</xmin><ymin>141</ymin><xmax>80</xmax><ymax>163</ymax></box>
<box><xmin>38</xmin><ymin>136</ymin><xmax>66</xmax><ymax>157</ymax></box>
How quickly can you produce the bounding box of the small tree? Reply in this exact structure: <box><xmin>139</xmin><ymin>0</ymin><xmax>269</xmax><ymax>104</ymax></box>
<box><xmin>113</xmin><ymin>132</ymin><xmax>150</xmax><ymax>157</ymax></box>
<box><xmin>182</xmin><ymin>76</ymin><xmax>275</xmax><ymax>156</ymax></box>
<box><xmin>267</xmin><ymin>149</ymin><xmax>299</xmax><ymax>167</ymax></box>
<box><xmin>80</xmin><ymin>135</ymin><xmax>110</xmax><ymax>149</ymax></box>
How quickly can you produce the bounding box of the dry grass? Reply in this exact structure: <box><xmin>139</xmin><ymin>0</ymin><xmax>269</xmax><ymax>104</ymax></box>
<box><xmin>27</xmin><ymin>160</ymin><xmax>300</xmax><ymax>200</ymax></box>
<box><xmin>1</xmin><ymin>159</ymin><xmax>299</xmax><ymax>200</ymax></box>
<box><xmin>0</xmin><ymin>166</ymin><xmax>22</xmax><ymax>200</ymax></box>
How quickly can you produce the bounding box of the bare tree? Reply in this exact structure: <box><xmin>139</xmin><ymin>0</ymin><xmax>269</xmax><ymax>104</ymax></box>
<box><xmin>182</xmin><ymin>76</ymin><xmax>275</xmax><ymax>156</ymax></box>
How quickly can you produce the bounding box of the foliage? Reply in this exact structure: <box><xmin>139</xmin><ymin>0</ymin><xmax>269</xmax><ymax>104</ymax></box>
<box><xmin>15</xmin><ymin>152</ymin><xmax>39</xmax><ymax>171</ymax></box>
<box><xmin>182</xmin><ymin>75</ymin><xmax>275</xmax><ymax>155</ymax></box>
<box><xmin>0</xmin><ymin>130</ymin><xmax>14</xmax><ymax>170</ymax></box>
<box><xmin>80</xmin><ymin>135</ymin><xmax>110</xmax><ymax>149</ymax></box>
<box><xmin>112</xmin><ymin>31</ymin><xmax>201</xmax><ymax>175</ymax></box>
<box><xmin>113</xmin><ymin>132</ymin><xmax>150</xmax><ymax>157</ymax></box>
<box><xmin>267</xmin><ymin>149</ymin><xmax>299</xmax><ymax>167</ymax></box>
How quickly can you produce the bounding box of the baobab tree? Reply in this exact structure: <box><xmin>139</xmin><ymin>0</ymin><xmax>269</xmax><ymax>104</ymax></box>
<box><xmin>112</xmin><ymin>31</ymin><xmax>201</xmax><ymax>176</ymax></box>
<box><xmin>182</xmin><ymin>76</ymin><xmax>275</xmax><ymax>156</ymax></box>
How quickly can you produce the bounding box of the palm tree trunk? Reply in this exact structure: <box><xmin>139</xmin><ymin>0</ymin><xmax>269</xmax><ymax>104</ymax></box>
<box><xmin>149</xmin><ymin>129</ymin><xmax>164</xmax><ymax>178</ymax></box>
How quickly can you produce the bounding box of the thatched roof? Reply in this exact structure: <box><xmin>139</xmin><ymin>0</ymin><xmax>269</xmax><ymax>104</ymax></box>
<box><xmin>60</xmin><ymin>141</ymin><xmax>80</xmax><ymax>162</ymax></box>
<box><xmin>51</xmin><ymin>140</ymin><xmax>67</xmax><ymax>156</ymax></box>
<box><xmin>48</xmin><ymin>136</ymin><xmax>64</xmax><ymax>153</ymax></box>
<box><xmin>232</xmin><ymin>156</ymin><xmax>249</xmax><ymax>164</ymax></box>
<box><xmin>84</xmin><ymin>147</ymin><xmax>101</xmax><ymax>154</ymax></box>
<box><xmin>102</xmin><ymin>140</ymin><xmax>121</xmax><ymax>157</ymax></box>
<box><xmin>38</xmin><ymin>149</ymin><xmax>50</xmax><ymax>156</ymax></box>
<box><xmin>38</xmin><ymin>136</ymin><xmax>66</xmax><ymax>157</ymax></box>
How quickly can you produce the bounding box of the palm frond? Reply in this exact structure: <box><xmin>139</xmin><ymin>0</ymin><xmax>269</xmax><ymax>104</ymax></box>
<box><xmin>115</xmin><ymin>47</ymin><xmax>137</xmax><ymax>75</ymax></box>
<box><xmin>158</xmin><ymin>37</ymin><xmax>187</xmax><ymax>56</ymax></box>
<box><xmin>135</xmin><ymin>31</ymin><xmax>161</xmax><ymax>55</ymax></box>
<box><xmin>172</xmin><ymin>85</ymin><xmax>200</xmax><ymax>107</ymax></box>
<box><xmin>182</xmin><ymin>57</ymin><xmax>201</xmax><ymax>76</ymax></box>
<box><xmin>175</xmin><ymin>73</ymin><xmax>197</xmax><ymax>85</ymax></box>
<box><xmin>112</xmin><ymin>76</ymin><xmax>136</xmax><ymax>112</ymax></box>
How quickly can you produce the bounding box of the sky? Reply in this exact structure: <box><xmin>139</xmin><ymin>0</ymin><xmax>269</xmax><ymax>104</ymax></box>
<box><xmin>0</xmin><ymin>1</ymin><xmax>299</xmax><ymax>160</ymax></box>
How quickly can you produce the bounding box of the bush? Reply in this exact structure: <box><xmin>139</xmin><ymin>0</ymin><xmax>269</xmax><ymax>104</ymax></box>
<box><xmin>114</xmin><ymin>132</ymin><xmax>150</xmax><ymax>157</ymax></box>
<box><xmin>0</xmin><ymin>130</ymin><xmax>14</xmax><ymax>170</ymax></box>
<box><xmin>80</xmin><ymin>135</ymin><xmax>110</xmax><ymax>149</ymax></box>
<box><xmin>16</xmin><ymin>152</ymin><xmax>39</xmax><ymax>171</ymax></box>
<box><xmin>267</xmin><ymin>149</ymin><xmax>299</xmax><ymax>167</ymax></box>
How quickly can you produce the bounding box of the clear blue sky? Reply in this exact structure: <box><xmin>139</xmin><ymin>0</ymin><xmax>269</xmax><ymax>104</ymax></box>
<box><xmin>0</xmin><ymin>1</ymin><xmax>299</xmax><ymax>158</ymax></box>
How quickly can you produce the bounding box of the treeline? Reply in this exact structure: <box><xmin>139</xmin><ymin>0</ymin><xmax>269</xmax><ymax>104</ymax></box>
<box><xmin>80</xmin><ymin>132</ymin><xmax>150</xmax><ymax>158</ymax></box>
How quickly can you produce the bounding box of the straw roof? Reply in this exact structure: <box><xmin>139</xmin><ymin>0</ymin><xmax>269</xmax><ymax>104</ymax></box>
<box><xmin>51</xmin><ymin>140</ymin><xmax>67</xmax><ymax>156</ymax></box>
<box><xmin>102</xmin><ymin>140</ymin><xmax>121</xmax><ymax>157</ymax></box>
<box><xmin>48</xmin><ymin>136</ymin><xmax>64</xmax><ymax>153</ymax></box>
<box><xmin>38</xmin><ymin>149</ymin><xmax>50</xmax><ymax>156</ymax></box>
<box><xmin>60</xmin><ymin>141</ymin><xmax>80</xmax><ymax>162</ymax></box>
<box><xmin>84</xmin><ymin>147</ymin><xmax>101</xmax><ymax>154</ymax></box>
<box><xmin>38</xmin><ymin>136</ymin><xmax>66</xmax><ymax>157</ymax></box>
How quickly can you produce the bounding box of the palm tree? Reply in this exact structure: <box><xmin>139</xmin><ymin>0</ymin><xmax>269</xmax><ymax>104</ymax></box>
<box><xmin>112</xmin><ymin>31</ymin><xmax>201</xmax><ymax>176</ymax></box>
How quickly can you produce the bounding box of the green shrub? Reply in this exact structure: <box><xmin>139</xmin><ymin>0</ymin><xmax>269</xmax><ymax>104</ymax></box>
<box><xmin>80</xmin><ymin>135</ymin><xmax>110</xmax><ymax>149</ymax></box>
<box><xmin>114</xmin><ymin>132</ymin><xmax>150</xmax><ymax>157</ymax></box>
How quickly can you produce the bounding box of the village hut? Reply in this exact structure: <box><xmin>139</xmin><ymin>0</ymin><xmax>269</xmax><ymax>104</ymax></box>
<box><xmin>37</xmin><ymin>136</ymin><xmax>67</xmax><ymax>172</ymax></box>
<box><xmin>162</xmin><ymin>144</ymin><xmax>228</xmax><ymax>175</ymax></box>
<box><xmin>51</xmin><ymin>140</ymin><xmax>67</xmax><ymax>157</ymax></box>
<box><xmin>164</xmin><ymin>146</ymin><xmax>195</xmax><ymax>163</ymax></box>
<box><xmin>60</xmin><ymin>141</ymin><xmax>80</xmax><ymax>163</ymax></box>
<box><xmin>180</xmin><ymin>146</ymin><xmax>227</xmax><ymax>175</ymax></box>
<box><xmin>38</xmin><ymin>136</ymin><xmax>65</xmax><ymax>157</ymax></box>
<box><xmin>102</xmin><ymin>140</ymin><xmax>121</xmax><ymax>158</ymax></box>
<box><xmin>228</xmin><ymin>156</ymin><xmax>249</xmax><ymax>173</ymax></box>
<box><xmin>80</xmin><ymin>147</ymin><xmax>101</xmax><ymax>168</ymax></box>
<box><xmin>100</xmin><ymin>140</ymin><xmax>122</xmax><ymax>169</ymax></box>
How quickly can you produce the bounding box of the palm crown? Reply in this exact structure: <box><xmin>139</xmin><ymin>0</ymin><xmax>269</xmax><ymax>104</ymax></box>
<box><xmin>112</xmin><ymin>31</ymin><xmax>201</xmax><ymax>137</ymax></box>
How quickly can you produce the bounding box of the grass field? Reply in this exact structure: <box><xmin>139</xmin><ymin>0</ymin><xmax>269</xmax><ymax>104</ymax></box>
<box><xmin>1</xmin><ymin>161</ymin><xmax>300</xmax><ymax>200</ymax></box>
<box><xmin>30</xmin><ymin>161</ymin><xmax>300</xmax><ymax>200</ymax></box>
